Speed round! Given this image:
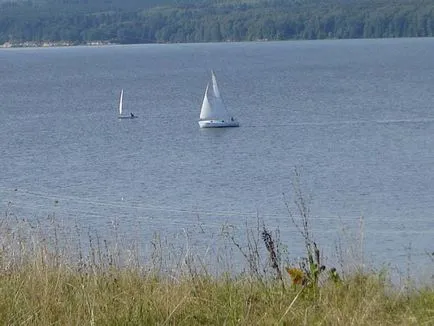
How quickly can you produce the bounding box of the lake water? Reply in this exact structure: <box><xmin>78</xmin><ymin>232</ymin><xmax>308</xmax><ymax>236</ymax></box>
<box><xmin>1</xmin><ymin>38</ymin><xmax>434</xmax><ymax>279</ymax></box>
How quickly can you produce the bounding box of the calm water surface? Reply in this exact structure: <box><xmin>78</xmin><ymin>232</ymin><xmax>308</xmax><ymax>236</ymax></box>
<box><xmin>1</xmin><ymin>38</ymin><xmax>434</xmax><ymax>277</ymax></box>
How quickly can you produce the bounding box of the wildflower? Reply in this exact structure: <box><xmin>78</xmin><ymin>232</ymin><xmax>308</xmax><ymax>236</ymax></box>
<box><xmin>286</xmin><ymin>267</ymin><xmax>305</xmax><ymax>285</ymax></box>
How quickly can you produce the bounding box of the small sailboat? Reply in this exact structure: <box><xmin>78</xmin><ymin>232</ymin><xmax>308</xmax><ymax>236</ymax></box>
<box><xmin>117</xmin><ymin>89</ymin><xmax>137</xmax><ymax>119</ymax></box>
<box><xmin>198</xmin><ymin>70</ymin><xmax>239</xmax><ymax>128</ymax></box>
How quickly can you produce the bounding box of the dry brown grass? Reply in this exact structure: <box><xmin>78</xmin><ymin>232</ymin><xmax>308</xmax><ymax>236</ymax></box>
<box><xmin>0</xmin><ymin>199</ymin><xmax>433</xmax><ymax>325</ymax></box>
<box><xmin>0</xmin><ymin>262</ymin><xmax>433</xmax><ymax>325</ymax></box>
<box><xmin>0</xmin><ymin>221</ymin><xmax>431</xmax><ymax>325</ymax></box>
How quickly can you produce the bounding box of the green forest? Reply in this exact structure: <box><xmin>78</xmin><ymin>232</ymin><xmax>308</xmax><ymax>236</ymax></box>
<box><xmin>1</xmin><ymin>0</ymin><xmax>434</xmax><ymax>45</ymax></box>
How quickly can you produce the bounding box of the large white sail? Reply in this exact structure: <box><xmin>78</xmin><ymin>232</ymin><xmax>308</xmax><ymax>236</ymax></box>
<box><xmin>198</xmin><ymin>70</ymin><xmax>239</xmax><ymax>127</ymax></box>
<box><xmin>211</xmin><ymin>70</ymin><xmax>221</xmax><ymax>98</ymax></box>
<box><xmin>119</xmin><ymin>89</ymin><xmax>124</xmax><ymax>115</ymax></box>
<box><xmin>199</xmin><ymin>84</ymin><xmax>213</xmax><ymax>120</ymax></box>
<box><xmin>210</xmin><ymin>71</ymin><xmax>229</xmax><ymax>118</ymax></box>
<box><xmin>199</xmin><ymin>71</ymin><xmax>231</xmax><ymax>120</ymax></box>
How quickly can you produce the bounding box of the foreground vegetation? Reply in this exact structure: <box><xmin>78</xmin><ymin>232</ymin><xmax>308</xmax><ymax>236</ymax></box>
<box><xmin>0</xmin><ymin>212</ymin><xmax>431</xmax><ymax>324</ymax></box>
<box><xmin>1</xmin><ymin>0</ymin><xmax>434</xmax><ymax>45</ymax></box>
<box><xmin>2</xmin><ymin>176</ymin><xmax>434</xmax><ymax>325</ymax></box>
<box><xmin>2</xmin><ymin>264</ymin><xmax>434</xmax><ymax>325</ymax></box>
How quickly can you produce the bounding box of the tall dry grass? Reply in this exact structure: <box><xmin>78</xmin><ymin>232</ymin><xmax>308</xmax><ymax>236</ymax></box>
<box><xmin>0</xmin><ymin>257</ymin><xmax>433</xmax><ymax>325</ymax></box>
<box><xmin>0</xmin><ymin>184</ymin><xmax>433</xmax><ymax>325</ymax></box>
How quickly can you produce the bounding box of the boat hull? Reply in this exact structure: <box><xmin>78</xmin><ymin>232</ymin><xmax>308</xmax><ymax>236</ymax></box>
<box><xmin>198</xmin><ymin>120</ymin><xmax>239</xmax><ymax>128</ymax></box>
<box><xmin>118</xmin><ymin>116</ymin><xmax>138</xmax><ymax>119</ymax></box>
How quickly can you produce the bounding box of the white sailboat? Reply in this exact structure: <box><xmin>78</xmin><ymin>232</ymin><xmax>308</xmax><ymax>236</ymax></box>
<box><xmin>118</xmin><ymin>89</ymin><xmax>137</xmax><ymax>119</ymax></box>
<box><xmin>198</xmin><ymin>70</ymin><xmax>239</xmax><ymax>128</ymax></box>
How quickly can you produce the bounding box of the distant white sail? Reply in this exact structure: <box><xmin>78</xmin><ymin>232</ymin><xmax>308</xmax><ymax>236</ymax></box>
<box><xmin>117</xmin><ymin>89</ymin><xmax>138</xmax><ymax>119</ymax></box>
<box><xmin>119</xmin><ymin>89</ymin><xmax>124</xmax><ymax>115</ymax></box>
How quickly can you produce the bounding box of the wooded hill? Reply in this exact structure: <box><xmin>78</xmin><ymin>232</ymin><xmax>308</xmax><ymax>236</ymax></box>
<box><xmin>1</xmin><ymin>0</ymin><xmax>433</xmax><ymax>44</ymax></box>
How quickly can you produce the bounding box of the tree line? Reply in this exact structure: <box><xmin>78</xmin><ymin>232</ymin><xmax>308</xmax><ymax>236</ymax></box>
<box><xmin>1</xmin><ymin>0</ymin><xmax>434</xmax><ymax>45</ymax></box>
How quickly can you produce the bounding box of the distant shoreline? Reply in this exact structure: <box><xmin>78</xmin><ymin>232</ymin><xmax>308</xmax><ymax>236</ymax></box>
<box><xmin>0</xmin><ymin>39</ymin><xmax>272</xmax><ymax>49</ymax></box>
<box><xmin>4</xmin><ymin>37</ymin><xmax>432</xmax><ymax>49</ymax></box>
<box><xmin>1</xmin><ymin>40</ymin><xmax>115</xmax><ymax>48</ymax></box>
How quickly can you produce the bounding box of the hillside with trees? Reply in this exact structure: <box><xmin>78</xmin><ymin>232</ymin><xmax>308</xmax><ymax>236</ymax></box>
<box><xmin>1</xmin><ymin>0</ymin><xmax>434</xmax><ymax>45</ymax></box>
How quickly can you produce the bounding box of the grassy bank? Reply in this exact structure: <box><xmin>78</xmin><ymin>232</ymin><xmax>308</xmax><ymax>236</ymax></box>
<box><xmin>0</xmin><ymin>221</ymin><xmax>431</xmax><ymax>325</ymax></box>
<box><xmin>1</xmin><ymin>262</ymin><xmax>433</xmax><ymax>325</ymax></box>
<box><xmin>2</xmin><ymin>189</ymin><xmax>433</xmax><ymax>325</ymax></box>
